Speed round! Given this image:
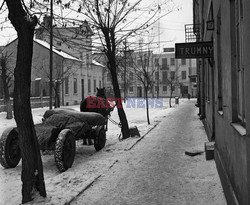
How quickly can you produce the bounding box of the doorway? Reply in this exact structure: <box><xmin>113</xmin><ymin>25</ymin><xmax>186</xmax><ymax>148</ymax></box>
<box><xmin>137</xmin><ymin>87</ymin><xmax>142</xmax><ymax>98</ymax></box>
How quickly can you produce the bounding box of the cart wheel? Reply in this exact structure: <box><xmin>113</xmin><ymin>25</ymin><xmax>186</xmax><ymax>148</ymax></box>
<box><xmin>0</xmin><ymin>128</ymin><xmax>21</xmax><ymax>168</ymax></box>
<box><xmin>54</xmin><ymin>129</ymin><xmax>76</xmax><ymax>172</ymax></box>
<box><xmin>94</xmin><ymin>128</ymin><xmax>106</xmax><ymax>151</ymax></box>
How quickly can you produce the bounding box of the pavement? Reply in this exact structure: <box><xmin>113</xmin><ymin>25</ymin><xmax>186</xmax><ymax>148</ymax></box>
<box><xmin>70</xmin><ymin>99</ymin><xmax>227</xmax><ymax>205</ymax></box>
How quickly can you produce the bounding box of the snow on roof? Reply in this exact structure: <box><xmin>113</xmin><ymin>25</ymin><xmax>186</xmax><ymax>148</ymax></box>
<box><xmin>34</xmin><ymin>39</ymin><xmax>82</xmax><ymax>62</ymax></box>
<box><xmin>92</xmin><ymin>60</ymin><xmax>105</xmax><ymax>67</ymax></box>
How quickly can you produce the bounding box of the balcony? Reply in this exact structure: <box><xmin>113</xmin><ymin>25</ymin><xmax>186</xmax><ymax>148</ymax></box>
<box><xmin>185</xmin><ymin>24</ymin><xmax>201</xmax><ymax>42</ymax></box>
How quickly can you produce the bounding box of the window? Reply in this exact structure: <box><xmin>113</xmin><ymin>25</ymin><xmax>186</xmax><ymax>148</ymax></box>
<box><xmin>235</xmin><ymin>0</ymin><xmax>245</xmax><ymax>123</ymax></box>
<box><xmin>129</xmin><ymin>86</ymin><xmax>134</xmax><ymax>93</ymax></box>
<box><xmin>88</xmin><ymin>79</ymin><xmax>91</xmax><ymax>93</ymax></box>
<box><xmin>182</xmin><ymin>86</ymin><xmax>188</xmax><ymax>95</ymax></box>
<box><xmin>137</xmin><ymin>59</ymin><xmax>142</xmax><ymax>67</ymax></box>
<box><xmin>107</xmin><ymin>73</ymin><xmax>111</xmax><ymax>82</ymax></box>
<box><xmin>162</xmin><ymin>71</ymin><xmax>168</xmax><ymax>82</ymax></box>
<box><xmin>86</xmin><ymin>54</ymin><xmax>89</xmax><ymax>67</ymax></box>
<box><xmin>170</xmin><ymin>58</ymin><xmax>175</xmax><ymax>66</ymax></box>
<box><xmin>155</xmin><ymin>58</ymin><xmax>159</xmax><ymax>67</ymax></box>
<box><xmin>190</xmin><ymin>77</ymin><xmax>196</xmax><ymax>83</ymax></box>
<box><xmin>155</xmin><ymin>86</ymin><xmax>159</xmax><ymax>92</ymax></box>
<box><xmin>217</xmin><ymin>8</ymin><xmax>223</xmax><ymax>110</ymax></box>
<box><xmin>74</xmin><ymin>78</ymin><xmax>77</xmax><ymax>93</ymax></box>
<box><xmin>181</xmin><ymin>59</ymin><xmax>186</xmax><ymax>65</ymax></box>
<box><xmin>181</xmin><ymin>71</ymin><xmax>186</xmax><ymax>80</ymax></box>
<box><xmin>129</xmin><ymin>72</ymin><xmax>134</xmax><ymax>81</ymax></box>
<box><xmin>99</xmin><ymin>80</ymin><xmax>102</xmax><ymax>88</ymax></box>
<box><xmin>155</xmin><ymin>71</ymin><xmax>159</xmax><ymax>81</ymax></box>
<box><xmin>94</xmin><ymin>79</ymin><xmax>96</xmax><ymax>91</ymax></box>
<box><xmin>170</xmin><ymin>71</ymin><xmax>175</xmax><ymax>80</ymax></box>
<box><xmin>163</xmin><ymin>86</ymin><xmax>167</xmax><ymax>92</ymax></box>
<box><xmin>65</xmin><ymin>77</ymin><xmax>69</xmax><ymax>94</ymax></box>
<box><xmin>162</xmin><ymin>58</ymin><xmax>168</xmax><ymax>70</ymax></box>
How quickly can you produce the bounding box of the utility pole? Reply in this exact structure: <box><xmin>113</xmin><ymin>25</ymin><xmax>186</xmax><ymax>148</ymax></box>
<box><xmin>157</xmin><ymin>0</ymin><xmax>161</xmax><ymax>98</ymax></box>
<box><xmin>123</xmin><ymin>39</ymin><xmax>127</xmax><ymax>102</ymax></box>
<box><xmin>49</xmin><ymin>0</ymin><xmax>53</xmax><ymax>109</ymax></box>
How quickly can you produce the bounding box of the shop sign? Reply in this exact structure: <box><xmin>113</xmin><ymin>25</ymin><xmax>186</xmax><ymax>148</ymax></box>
<box><xmin>175</xmin><ymin>42</ymin><xmax>213</xmax><ymax>59</ymax></box>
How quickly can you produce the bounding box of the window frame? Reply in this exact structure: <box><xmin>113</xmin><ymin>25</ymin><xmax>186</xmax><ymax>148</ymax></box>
<box><xmin>88</xmin><ymin>79</ymin><xmax>91</xmax><ymax>93</ymax></box>
<box><xmin>65</xmin><ymin>77</ymin><xmax>69</xmax><ymax>95</ymax></box>
<box><xmin>73</xmin><ymin>78</ymin><xmax>77</xmax><ymax>94</ymax></box>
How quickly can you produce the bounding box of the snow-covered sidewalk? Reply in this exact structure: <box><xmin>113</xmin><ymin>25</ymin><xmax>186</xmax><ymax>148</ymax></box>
<box><xmin>71</xmin><ymin>99</ymin><xmax>226</xmax><ymax>205</ymax></box>
<box><xmin>0</xmin><ymin>98</ymin><xmax>182</xmax><ymax>205</ymax></box>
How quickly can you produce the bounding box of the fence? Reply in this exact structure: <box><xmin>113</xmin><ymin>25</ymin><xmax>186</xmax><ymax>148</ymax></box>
<box><xmin>0</xmin><ymin>96</ymin><xmax>52</xmax><ymax>112</ymax></box>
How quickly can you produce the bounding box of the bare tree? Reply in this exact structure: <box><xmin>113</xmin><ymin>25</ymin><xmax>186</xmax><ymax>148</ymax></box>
<box><xmin>34</xmin><ymin>55</ymin><xmax>78</xmax><ymax>108</ymax></box>
<box><xmin>4</xmin><ymin>0</ymin><xmax>46</xmax><ymax>203</ymax></box>
<box><xmin>130</xmin><ymin>48</ymin><xmax>155</xmax><ymax>125</ymax></box>
<box><xmin>0</xmin><ymin>51</ymin><xmax>13</xmax><ymax>119</ymax></box>
<box><xmin>69</xmin><ymin>0</ymin><xmax>175</xmax><ymax>138</ymax></box>
<box><xmin>24</xmin><ymin>0</ymin><xmax>176</xmax><ymax>139</ymax></box>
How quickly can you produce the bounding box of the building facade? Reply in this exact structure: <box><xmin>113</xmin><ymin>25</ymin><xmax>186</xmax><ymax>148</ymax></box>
<box><xmin>194</xmin><ymin>0</ymin><xmax>250</xmax><ymax>204</ymax></box>
<box><xmin>0</xmin><ymin>18</ymin><xmax>105</xmax><ymax>107</ymax></box>
<box><xmin>3</xmin><ymin>37</ymin><xmax>104</xmax><ymax>106</ymax></box>
<box><xmin>152</xmin><ymin>50</ymin><xmax>197</xmax><ymax>98</ymax></box>
<box><xmin>100</xmin><ymin>48</ymin><xmax>197</xmax><ymax>99</ymax></box>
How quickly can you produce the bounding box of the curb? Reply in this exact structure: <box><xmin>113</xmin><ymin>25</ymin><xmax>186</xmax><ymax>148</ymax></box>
<box><xmin>125</xmin><ymin>121</ymin><xmax>161</xmax><ymax>151</ymax></box>
<box><xmin>66</xmin><ymin>122</ymin><xmax>161</xmax><ymax>204</ymax></box>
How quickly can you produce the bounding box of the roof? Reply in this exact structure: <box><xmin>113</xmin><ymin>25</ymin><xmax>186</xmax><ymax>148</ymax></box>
<box><xmin>34</xmin><ymin>39</ymin><xmax>82</xmax><ymax>62</ymax></box>
<box><xmin>92</xmin><ymin>60</ymin><xmax>105</xmax><ymax>68</ymax></box>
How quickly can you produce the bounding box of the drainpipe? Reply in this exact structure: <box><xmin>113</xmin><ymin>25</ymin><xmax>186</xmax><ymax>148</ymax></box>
<box><xmin>200</xmin><ymin>59</ymin><xmax>205</xmax><ymax>120</ymax></box>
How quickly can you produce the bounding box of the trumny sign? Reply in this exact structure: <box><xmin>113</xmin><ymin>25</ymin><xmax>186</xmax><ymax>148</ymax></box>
<box><xmin>175</xmin><ymin>41</ymin><xmax>213</xmax><ymax>59</ymax></box>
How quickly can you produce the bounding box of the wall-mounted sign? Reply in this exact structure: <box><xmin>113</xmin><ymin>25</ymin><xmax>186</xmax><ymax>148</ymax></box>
<box><xmin>207</xmin><ymin>20</ymin><xmax>214</xmax><ymax>30</ymax></box>
<box><xmin>175</xmin><ymin>41</ymin><xmax>213</xmax><ymax>59</ymax></box>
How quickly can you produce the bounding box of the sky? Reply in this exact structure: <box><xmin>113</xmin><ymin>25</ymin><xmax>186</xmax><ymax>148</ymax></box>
<box><xmin>158</xmin><ymin>0</ymin><xmax>193</xmax><ymax>48</ymax></box>
<box><xmin>0</xmin><ymin>0</ymin><xmax>193</xmax><ymax>48</ymax></box>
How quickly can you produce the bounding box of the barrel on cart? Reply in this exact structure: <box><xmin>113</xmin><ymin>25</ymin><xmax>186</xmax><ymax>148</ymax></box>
<box><xmin>0</xmin><ymin>109</ymin><xmax>108</xmax><ymax>172</ymax></box>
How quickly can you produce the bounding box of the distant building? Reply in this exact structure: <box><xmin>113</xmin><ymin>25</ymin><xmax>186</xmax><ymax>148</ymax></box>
<box><xmin>3</xmin><ymin>38</ymin><xmax>104</xmax><ymax>106</ymax></box>
<box><xmin>0</xmin><ymin>17</ymin><xmax>105</xmax><ymax>107</ymax></box>
<box><xmin>35</xmin><ymin>16</ymin><xmax>93</xmax><ymax>62</ymax></box>
<box><xmin>99</xmin><ymin>47</ymin><xmax>196</xmax><ymax>99</ymax></box>
<box><xmin>153</xmin><ymin>48</ymin><xmax>197</xmax><ymax>98</ymax></box>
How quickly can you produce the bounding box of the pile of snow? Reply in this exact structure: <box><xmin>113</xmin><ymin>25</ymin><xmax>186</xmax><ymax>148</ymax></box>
<box><xmin>0</xmin><ymin>98</ymin><xmax>185</xmax><ymax>205</ymax></box>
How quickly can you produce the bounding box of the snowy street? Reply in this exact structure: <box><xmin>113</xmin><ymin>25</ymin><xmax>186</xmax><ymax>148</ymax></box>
<box><xmin>0</xmin><ymin>99</ymin><xmax>226</xmax><ymax>204</ymax></box>
<box><xmin>70</xmin><ymin>99</ymin><xmax>226</xmax><ymax>205</ymax></box>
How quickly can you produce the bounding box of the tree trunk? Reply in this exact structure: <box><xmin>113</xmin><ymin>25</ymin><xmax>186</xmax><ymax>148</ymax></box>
<box><xmin>102</xmin><ymin>26</ymin><xmax>130</xmax><ymax>139</ymax></box>
<box><xmin>54</xmin><ymin>83</ymin><xmax>60</xmax><ymax>108</ymax></box>
<box><xmin>110</xmin><ymin>69</ymin><xmax>130</xmax><ymax>139</ymax></box>
<box><xmin>145</xmin><ymin>87</ymin><xmax>150</xmax><ymax>125</ymax></box>
<box><xmin>5</xmin><ymin>0</ymin><xmax>46</xmax><ymax>203</ymax></box>
<box><xmin>169</xmin><ymin>84</ymin><xmax>172</xmax><ymax>108</ymax></box>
